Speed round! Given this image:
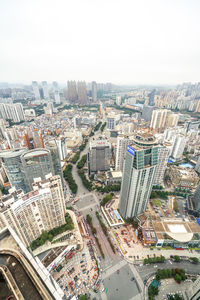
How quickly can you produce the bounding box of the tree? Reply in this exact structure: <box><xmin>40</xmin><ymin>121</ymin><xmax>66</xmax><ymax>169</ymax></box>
<box><xmin>190</xmin><ymin>257</ymin><xmax>199</xmax><ymax>264</ymax></box>
<box><xmin>174</xmin><ymin>255</ymin><xmax>181</xmax><ymax>262</ymax></box>
<box><xmin>175</xmin><ymin>274</ymin><xmax>182</xmax><ymax>283</ymax></box>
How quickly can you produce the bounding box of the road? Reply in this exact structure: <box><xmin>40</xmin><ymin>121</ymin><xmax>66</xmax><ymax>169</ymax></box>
<box><xmin>135</xmin><ymin>260</ymin><xmax>200</xmax><ymax>281</ymax></box>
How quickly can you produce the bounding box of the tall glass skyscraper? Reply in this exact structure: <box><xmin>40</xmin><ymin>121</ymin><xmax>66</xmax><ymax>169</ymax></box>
<box><xmin>21</xmin><ymin>149</ymin><xmax>55</xmax><ymax>191</ymax></box>
<box><xmin>0</xmin><ymin>149</ymin><xmax>27</xmax><ymax>191</ymax></box>
<box><xmin>119</xmin><ymin>132</ymin><xmax>158</xmax><ymax>218</ymax></box>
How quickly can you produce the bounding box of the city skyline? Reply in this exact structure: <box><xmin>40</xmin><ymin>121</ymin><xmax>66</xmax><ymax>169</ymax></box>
<box><xmin>1</xmin><ymin>0</ymin><xmax>200</xmax><ymax>84</ymax></box>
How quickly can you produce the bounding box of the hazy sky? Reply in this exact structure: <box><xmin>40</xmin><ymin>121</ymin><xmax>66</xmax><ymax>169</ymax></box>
<box><xmin>0</xmin><ymin>0</ymin><xmax>200</xmax><ymax>85</ymax></box>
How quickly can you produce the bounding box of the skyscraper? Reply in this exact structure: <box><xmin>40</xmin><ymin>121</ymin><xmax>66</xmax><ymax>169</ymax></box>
<box><xmin>153</xmin><ymin>145</ymin><xmax>169</xmax><ymax>185</ymax></box>
<box><xmin>92</xmin><ymin>81</ymin><xmax>97</xmax><ymax>102</ymax></box>
<box><xmin>0</xmin><ymin>175</ymin><xmax>66</xmax><ymax>247</ymax></box>
<box><xmin>67</xmin><ymin>80</ymin><xmax>78</xmax><ymax>103</ymax></box>
<box><xmin>77</xmin><ymin>81</ymin><xmax>87</xmax><ymax>104</ymax></box>
<box><xmin>45</xmin><ymin>139</ymin><xmax>64</xmax><ymax>185</ymax></box>
<box><xmin>88</xmin><ymin>139</ymin><xmax>111</xmax><ymax>175</ymax></box>
<box><xmin>0</xmin><ymin>149</ymin><xmax>27</xmax><ymax>191</ymax></box>
<box><xmin>150</xmin><ymin>109</ymin><xmax>179</xmax><ymax>132</ymax></box>
<box><xmin>42</xmin><ymin>81</ymin><xmax>49</xmax><ymax>99</ymax></box>
<box><xmin>21</xmin><ymin>149</ymin><xmax>55</xmax><ymax>191</ymax></box>
<box><xmin>119</xmin><ymin>132</ymin><xmax>158</xmax><ymax>218</ymax></box>
<box><xmin>115</xmin><ymin>135</ymin><xmax>132</xmax><ymax>171</ymax></box>
<box><xmin>0</xmin><ymin>103</ymin><xmax>25</xmax><ymax>123</ymax></box>
<box><xmin>54</xmin><ymin>90</ymin><xmax>61</xmax><ymax>104</ymax></box>
<box><xmin>32</xmin><ymin>81</ymin><xmax>41</xmax><ymax>100</ymax></box>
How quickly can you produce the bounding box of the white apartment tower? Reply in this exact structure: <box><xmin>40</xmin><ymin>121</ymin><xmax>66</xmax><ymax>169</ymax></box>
<box><xmin>150</xmin><ymin>109</ymin><xmax>179</xmax><ymax>132</ymax></box>
<box><xmin>115</xmin><ymin>135</ymin><xmax>132</xmax><ymax>171</ymax></box>
<box><xmin>0</xmin><ymin>175</ymin><xmax>66</xmax><ymax>247</ymax></box>
<box><xmin>171</xmin><ymin>135</ymin><xmax>186</xmax><ymax>161</ymax></box>
<box><xmin>153</xmin><ymin>145</ymin><xmax>169</xmax><ymax>185</ymax></box>
<box><xmin>119</xmin><ymin>132</ymin><xmax>158</xmax><ymax>218</ymax></box>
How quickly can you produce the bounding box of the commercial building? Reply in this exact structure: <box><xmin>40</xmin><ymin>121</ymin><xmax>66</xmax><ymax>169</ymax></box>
<box><xmin>115</xmin><ymin>135</ymin><xmax>132</xmax><ymax>171</ymax></box>
<box><xmin>88</xmin><ymin>139</ymin><xmax>111</xmax><ymax>175</ymax></box>
<box><xmin>21</xmin><ymin>149</ymin><xmax>55</xmax><ymax>191</ymax></box>
<box><xmin>0</xmin><ymin>175</ymin><xmax>66</xmax><ymax>247</ymax></box>
<box><xmin>119</xmin><ymin>132</ymin><xmax>158</xmax><ymax>218</ymax></box>
<box><xmin>0</xmin><ymin>149</ymin><xmax>27</xmax><ymax>192</ymax></box>
<box><xmin>92</xmin><ymin>81</ymin><xmax>97</xmax><ymax>102</ymax></box>
<box><xmin>153</xmin><ymin>145</ymin><xmax>169</xmax><ymax>185</ymax></box>
<box><xmin>56</xmin><ymin>138</ymin><xmax>68</xmax><ymax>161</ymax></box>
<box><xmin>45</xmin><ymin>139</ymin><xmax>64</xmax><ymax>184</ymax></box>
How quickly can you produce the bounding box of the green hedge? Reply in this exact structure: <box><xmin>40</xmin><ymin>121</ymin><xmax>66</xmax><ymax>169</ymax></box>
<box><xmin>144</xmin><ymin>256</ymin><xmax>165</xmax><ymax>264</ymax></box>
<box><xmin>77</xmin><ymin>154</ymin><xmax>87</xmax><ymax>169</ymax></box>
<box><xmin>71</xmin><ymin>151</ymin><xmax>80</xmax><ymax>164</ymax></box>
<box><xmin>63</xmin><ymin>164</ymin><xmax>78</xmax><ymax>194</ymax></box>
<box><xmin>30</xmin><ymin>213</ymin><xmax>74</xmax><ymax>250</ymax></box>
<box><xmin>78</xmin><ymin>170</ymin><xmax>92</xmax><ymax>191</ymax></box>
<box><xmin>86</xmin><ymin>214</ymin><xmax>104</xmax><ymax>259</ymax></box>
<box><xmin>96</xmin><ymin>212</ymin><xmax>115</xmax><ymax>253</ymax></box>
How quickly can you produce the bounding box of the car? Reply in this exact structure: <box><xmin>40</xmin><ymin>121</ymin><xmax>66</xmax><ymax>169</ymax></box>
<box><xmin>131</xmin><ymin>277</ymin><xmax>134</xmax><ymax>281</ymax></box>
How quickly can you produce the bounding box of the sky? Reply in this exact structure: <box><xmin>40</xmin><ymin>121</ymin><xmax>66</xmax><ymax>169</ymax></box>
<box><xmin>0</xmin><ymin>0</ymin><xmax>200</xmax><ymax>85</ymax></box>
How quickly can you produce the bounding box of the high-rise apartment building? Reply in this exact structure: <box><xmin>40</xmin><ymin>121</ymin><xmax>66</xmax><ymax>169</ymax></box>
<box><xmin>56</xmin><ymin>138</ymin><xmax>68</xmax><ymax>161</ymax></box>
<box><xmin>32</xmin><ymin>81</ymin><xmax>41</xmax><ymax>100</ymax></box>
<box><xmin>67</xmin><ymin>80</ymin><xmax>78</xmax><ymax>103</ymax></box>
<box><xmin>0</xmin><ymin>103</ymin><xmax>25</xmax><ymax>123</ymax></box>
<box><xmin>21</xmin><ymin>149</ymin><xmax>55</xmax><ymax>191</ymax></box>
<box><xmin>92</xmin><ymin>81</ymin><xmax>97</xmax><ymax>102</ymax></box>
<box><xmin>153</xmin><ymin>145</ymin><xmax>169</xmax><ymax>185</ymax></box>
<box><xmin>42</xmin><ymin>81</ymin><xmax>49</xmax><ymax>99</ymax></box>
<box><xmin>116</xmin><ymin>96</ymin><xmax>121</xmax><ymax>105</ymax></box>
<box><xmin>0</xmin><ymin>175</ymin><xmax>66</xmax><ymax>247</ymax></box>
<box><xmin>115</xmin><ymin>135</ymin><xmax>132</xmax><ymax>171</ymax></box>
<box><xmin>119</xmin><ymin>132</ymin><xmax>158</xmax><ymax>218</ymax></box>
<box><xmin>77</xmin><ymin>81</ymin><xmax>87</xmax><ymax>104</ymax></box>
<box><xmin>88</xmin><ymin>139</ymin><xmax>111</xmax><ymax>175</ymax></box>
<box><xmin>150</xmin><ymin>109</ymin><xmax>179</xmax><ymax>132</ymax></box>
<box><xmin>171</xmin><ymin>134</ymin><xmax>186</xmax><ymax>161</ymax></box>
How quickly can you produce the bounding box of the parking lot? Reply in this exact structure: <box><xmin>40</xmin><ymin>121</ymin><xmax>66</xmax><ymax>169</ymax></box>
<box><xmin>155</xmin><ymin>278</ymin><xmax>193</xmax><ymax>300</ymax></box>
<box><xmin>50</xmin><ymin>240</ymin><xmax>99</xmax><ymax>299</ymax></box>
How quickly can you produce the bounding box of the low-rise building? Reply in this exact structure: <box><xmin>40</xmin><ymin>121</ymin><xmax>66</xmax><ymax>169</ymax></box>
<box><xmin>169</xmin><ymin>166</ymin><xmax>199</xmax><ymax>188</ymax></box>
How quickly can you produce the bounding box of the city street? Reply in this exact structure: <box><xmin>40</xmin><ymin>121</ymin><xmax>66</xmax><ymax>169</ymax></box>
<box><xmin>135</xmin><ymin>260</ymin><xmax>200</xmax><ymax>281</ymax></box>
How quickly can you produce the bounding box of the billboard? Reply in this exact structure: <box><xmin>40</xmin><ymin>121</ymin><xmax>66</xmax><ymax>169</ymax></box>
<box><xmin>127</xmin><ymin>145</ymin><xmax>135</xmax><ymax>156</ymax></box>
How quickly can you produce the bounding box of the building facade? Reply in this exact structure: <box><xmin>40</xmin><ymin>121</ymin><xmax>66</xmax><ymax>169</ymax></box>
<box><xmin>0</xmin><ymin>175</ymin><xmax>66</xmax><ymax>247</ymax></box>
<box><xmin>115</xmin><ymin>135</ymin><xmax>132</xmax><ymax>171</ymax></box>
<box><xmin>88</xmin><ymin>139</ymin><xmax>111</xmax><ymax>175</ymax></box>
<box><xmin>119</xmin><ymin>133</ymin><xmax>158</xmax><ymax>218</ymax></box>
<box><xmin>153</xmin><ymin>145</ymin><xmax>169</xmax><ymax>185</ymax></box>
<box><xmin>21</xmin><ymin>149</ymin><xmax>55</xmax><ymax>191</ymax></box>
